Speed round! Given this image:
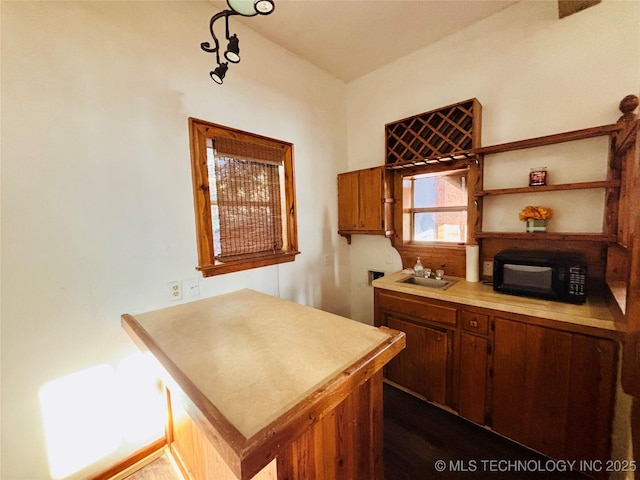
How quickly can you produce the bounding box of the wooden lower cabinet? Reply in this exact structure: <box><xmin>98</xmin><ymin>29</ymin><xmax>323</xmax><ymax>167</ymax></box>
<box><xmin>492</xmin><ymin>318</ymin><xmax>617</xmax><ymax>471</ymax></box>
<box><xmin>374</xmin><ymin>288</ymin><xmax>619</xmax><ymax>478</ymax></box>
<box><xmin>386</xmin><ymin>316</ymin><xmax>452</xmax><ymax>405</ymax></box>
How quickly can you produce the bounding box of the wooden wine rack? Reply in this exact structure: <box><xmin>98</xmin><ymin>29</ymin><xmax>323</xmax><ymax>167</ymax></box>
<box><xmin>385</xmin><ymin>98</ymin><xmax>482</xmax><ymax>169</ymax></box>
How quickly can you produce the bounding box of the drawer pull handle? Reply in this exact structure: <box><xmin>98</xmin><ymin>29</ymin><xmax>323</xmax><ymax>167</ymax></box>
<box><xmin>470</xmin><ymin>320</ymin><xmax>478</xmax><ymax>328</ymax></box>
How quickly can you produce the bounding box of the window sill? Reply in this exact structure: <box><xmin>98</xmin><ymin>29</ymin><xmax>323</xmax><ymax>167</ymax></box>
<box><xmin>404</xmin><ymin>242</ymin><xmax>467</xmax><ymax>249</ymax></box>
<box><xmin>197</xmin><ymin>251</ymin><xmax>300</xmax><ymax>277</ymax></box>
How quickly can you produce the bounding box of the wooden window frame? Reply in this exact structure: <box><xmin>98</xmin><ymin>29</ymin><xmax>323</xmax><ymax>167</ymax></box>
<box><xmin>188</xmin><ymin>118</ymin><xmax>299</xmax><ymax>277</ymax></box>
<box><xmin>389</xmin><ymin>161</ymin><xmax>473</xmax><ymax>277</ymax></box>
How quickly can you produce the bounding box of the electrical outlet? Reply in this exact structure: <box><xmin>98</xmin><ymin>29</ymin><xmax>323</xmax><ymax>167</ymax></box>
<box><xmin>168</xmin><ymin>281</ymin><xmax>182</xmax><ymax>301</ymax></box>
<box><xmin>187</xmin><ymin>278</ymin><xmax>200</xmax><ymax>297</ymax></box>
<box><xmin>482</xmin><ymin>261</ymin><xmax>493</xmax><ymax>276</ymax></box>
<box><xmin>323</xmin><ymin>254</ymin><xmax>330</xmax><ymax>267</ymax></box>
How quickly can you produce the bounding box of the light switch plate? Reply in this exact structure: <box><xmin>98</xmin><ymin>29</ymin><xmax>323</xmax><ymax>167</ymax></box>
<box><xmin>187</xmin><ymin>278</ymin><xmax>200</xmax><ymax>297</ymax></box>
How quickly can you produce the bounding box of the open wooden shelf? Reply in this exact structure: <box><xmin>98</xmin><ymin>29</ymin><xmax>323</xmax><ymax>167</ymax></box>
<box><xmin>476</xmin><ymin>180</ymin><xmax>621</xmax><ymax>197</ymax></box>
<box><xmin>473</xmin><ymin>122</ymin><xmax>622</xmax><ymax>246</ymax></box>
<box><xmin>474</xmin><ymin>232</ymin><xmax>617</xmax><ymax>242</ymax></box>
<box><xmin>475</xmin><ymin>124</ymin><xmax>620</xmax><ymax>155</ymax></box>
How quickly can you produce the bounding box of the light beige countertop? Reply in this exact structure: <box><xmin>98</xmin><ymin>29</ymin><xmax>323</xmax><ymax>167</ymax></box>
<box><xmin>122</xmin><ymin>288</ymin><xmax>400</xmax><ymax>439</ymax></box>
<box><xmin>373</xmin><ymin>271</ymin><xmax>626</xmax><ymax>335</ymax></box>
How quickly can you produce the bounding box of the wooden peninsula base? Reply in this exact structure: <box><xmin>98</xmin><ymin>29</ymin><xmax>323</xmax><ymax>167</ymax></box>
<box><xmin>122</xmin><ymin>289</ymin><xmax>405</xmax><ymax>480</ymax></box>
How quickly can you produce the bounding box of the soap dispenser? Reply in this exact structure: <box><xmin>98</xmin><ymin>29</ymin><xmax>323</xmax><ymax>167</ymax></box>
<box><xmin>413</xmin><ymin>257</ymin><xmax>424</xmax><ymax>277</ymax></box>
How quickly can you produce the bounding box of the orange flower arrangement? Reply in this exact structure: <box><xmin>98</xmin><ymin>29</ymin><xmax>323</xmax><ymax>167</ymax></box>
<box><xmin>519</xmin><ymin>205</ymin><xmax>554</xmax><ymax>222</ymax></box>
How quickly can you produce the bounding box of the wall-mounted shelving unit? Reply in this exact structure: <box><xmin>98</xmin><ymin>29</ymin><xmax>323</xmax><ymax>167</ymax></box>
<box><xmin>472</xmin><ymin>123</ymin><xmax>621</xmax><ymax>244</ymax></box>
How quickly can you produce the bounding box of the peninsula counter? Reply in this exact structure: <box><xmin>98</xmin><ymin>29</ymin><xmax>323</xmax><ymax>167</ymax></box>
<box><xmin>122</xmin><ymin>289</ymin><xmax>405</xmax><ymax>480</ymax></box>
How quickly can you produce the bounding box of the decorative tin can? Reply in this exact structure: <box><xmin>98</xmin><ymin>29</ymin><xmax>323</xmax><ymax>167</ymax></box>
<box><xmin>529</xmin><ymin>167</ymin><xmax>547</xmax><ymax>186</ymax></box>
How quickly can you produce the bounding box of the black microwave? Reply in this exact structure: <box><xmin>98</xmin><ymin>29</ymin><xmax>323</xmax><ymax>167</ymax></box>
<box><xmin>493</xmin><ymin>250</ymin><xmax>587</xmax><ymax>304</ymax></box>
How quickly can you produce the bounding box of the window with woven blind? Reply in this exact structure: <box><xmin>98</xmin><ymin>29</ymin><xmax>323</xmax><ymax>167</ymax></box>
<box><xmin>189</xmin><ymin>118</ymin><xmax>299</xmax><ymax>276</ymax></box>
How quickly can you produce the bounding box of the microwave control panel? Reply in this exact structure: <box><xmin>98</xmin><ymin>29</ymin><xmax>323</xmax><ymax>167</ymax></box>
<box><xmin>568</xmin><ymin>266</ymin><xmax>586</xmax><ymax>297</ymax></box>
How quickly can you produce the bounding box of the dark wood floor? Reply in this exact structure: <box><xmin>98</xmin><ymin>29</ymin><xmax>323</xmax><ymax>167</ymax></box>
<box><xmin>126</xmin><ymin>384</ymin><xmax>593</xmax><ymax>480</ymax></box>
<box><xmin>383</xmin><ymin>383</ymin><xmax>591</xmax><ymax>480</ymax></box>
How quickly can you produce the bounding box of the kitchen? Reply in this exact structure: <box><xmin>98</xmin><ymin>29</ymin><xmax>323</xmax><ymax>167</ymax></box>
<box><xmin>1</xmin><ymin>1</ymin><xmax>639</xmax><ymax>479</ymax></box>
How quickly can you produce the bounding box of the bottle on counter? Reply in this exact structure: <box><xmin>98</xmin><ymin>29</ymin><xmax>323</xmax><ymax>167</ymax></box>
<box><xmin>413</xmin><ymin>257</ymin><xmax>424</xmax><ymax>277</ymax></box>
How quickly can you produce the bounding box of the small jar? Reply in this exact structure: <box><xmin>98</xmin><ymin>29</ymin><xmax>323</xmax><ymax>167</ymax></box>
<box><xmin>529</xmin><ymin>167</ymin><xmax>547</xmax><ymax>186</ymax></box>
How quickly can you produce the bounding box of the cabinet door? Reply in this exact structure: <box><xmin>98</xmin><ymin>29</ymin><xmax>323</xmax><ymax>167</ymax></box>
<box><xmin>338</xmin><ymin>171</ymin><xmax>359</xmax><ymax>231</ymax></box>
<box><xmin>493</xmin><ymin>319</ymin><xmax>574</xmax><ymax>456</ymax></box>
<box><xmin>385</xmin><ymin>316</ymin><xmax>450</xmax><ymax>405</ymax></box>
<box><xmin>357</xmin><ymin>168</ymin><xmax>383</xmax><ymax>231</ymax></box>
<box><xmin>492</xmin><ymin>318</ymin><xmax>617</xmax><ymax>466</ymax></box>
<box><xmin>458</xmin><ymin>332</ymin><xmax>488</xmax><ymax>425</ymax></box>
<box><xmin>491</xmin><ymin>319</ymin><xmax>528</xmax><ymax>443</ymax></box>
<box><xmin>563</xmin><ymin>333</ymin><xmax>617</xmax><ymax>464</ymax></box>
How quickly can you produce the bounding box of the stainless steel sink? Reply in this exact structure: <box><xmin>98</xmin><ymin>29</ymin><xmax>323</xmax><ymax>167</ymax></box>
<box><xmin>398</xmin><ymin>275</ymin><xmax>457</xmax><ymax>290</ymax></box>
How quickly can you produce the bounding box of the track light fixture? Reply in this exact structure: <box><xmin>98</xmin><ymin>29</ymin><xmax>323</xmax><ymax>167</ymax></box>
<box><xmin>201</xmin><ymin>0</ymin><xmax>275</xmax><ymax>85</ymax></box>
<box><xmin>224</xmin><ymin>34</ymin><xmax>241</xmax><ymax>63</ymax></box>
<box><xmin>210</xmin><ymin>63</ymin><xmax>229</xmax><ymax>84</ymax></box>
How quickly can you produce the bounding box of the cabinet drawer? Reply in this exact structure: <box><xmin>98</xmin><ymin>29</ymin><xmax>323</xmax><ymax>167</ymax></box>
<box><xmin>377</xmin><ymin>291</ymin><xmax>457</xmax><ymax>326</ymax></box>
<box><xmin>460</xmin><ymin>311</ymin><xmax>489</xmax><ymax>335</ymax></box>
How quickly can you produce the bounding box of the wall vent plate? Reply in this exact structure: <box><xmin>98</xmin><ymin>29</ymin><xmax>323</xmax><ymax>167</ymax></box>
<box><xmin>368</xmin><ymin>270</ymin><xmax>385</xmax><ymax>286</ymax></box>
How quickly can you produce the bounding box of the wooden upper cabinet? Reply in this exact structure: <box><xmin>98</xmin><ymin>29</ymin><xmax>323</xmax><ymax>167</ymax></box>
<box><xmin>338</xmin><ymin>166</ymin><xmax>392</xmax><ymax>243</ymax></box>
<box><xmin>358</xmin><ymin>168</ymin><xmax>384</xmax><ymax>230</ymax></box>
<box><xmin>337</xmin><ymin>171</ymin><xmax>360</xmax><ymax>231</ymax></box>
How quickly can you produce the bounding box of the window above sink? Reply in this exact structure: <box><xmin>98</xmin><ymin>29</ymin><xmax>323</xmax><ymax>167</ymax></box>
<box><xmin>402</xmin><ymin>169</ymin><xmax>468</xmax><ymax>245</ymax></box>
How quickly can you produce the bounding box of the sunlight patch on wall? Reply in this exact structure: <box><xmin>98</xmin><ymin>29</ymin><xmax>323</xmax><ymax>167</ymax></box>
<box><xmin>38</xmin><ymin>353</ymin><xmax>166</xmax><ymax>479</ymax></box>
<box><xmin>116</xmin><ymin>353</ymin><xmax>166</xmax><ymax>443</ymax></box>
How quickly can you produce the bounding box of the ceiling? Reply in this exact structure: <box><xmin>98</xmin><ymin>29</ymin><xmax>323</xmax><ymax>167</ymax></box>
<box><xmin>211</xmin><ymin>0</ymin><xmax>519</xmax><ymax>82</ymax></box>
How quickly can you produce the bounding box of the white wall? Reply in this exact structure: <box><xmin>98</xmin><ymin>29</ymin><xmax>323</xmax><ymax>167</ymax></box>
<box><xmin>0</xmin><ymin>2</ymin><xmax>349</xmax><ymax>478</ymax></box>
<box><xmin>345</xmin><ymin>1</ymin><xmax>639</xmax><ymax>477</ymax></box>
